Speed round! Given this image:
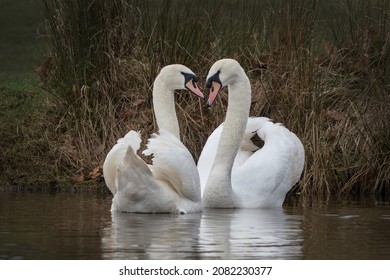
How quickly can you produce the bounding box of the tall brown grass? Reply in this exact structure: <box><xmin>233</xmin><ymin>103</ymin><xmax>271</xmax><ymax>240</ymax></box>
<box><xmin>39</xmin><ymin>0</ymin><xmax>390</xmax><ymax>201</ymax></box>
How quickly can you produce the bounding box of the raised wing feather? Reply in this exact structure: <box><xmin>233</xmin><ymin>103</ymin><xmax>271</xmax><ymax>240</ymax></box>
<box><xmin>143</xmin><ymin>129</ymin><xmax>200</xmax><ymax>202</ymax></box>
<box><xmin>113</xmin><ymin>145</ymin><xmax>178</xmax><ymax>213</ymax></box>
<box><xmin>103</xmin><ymin>130</ymin><xmax>142</xmax><ymax>195</ymax></box>
<box><xmin>233</xmin><ymin>119</ymin><xmax>304</xmax><ymax>207</ymax></box>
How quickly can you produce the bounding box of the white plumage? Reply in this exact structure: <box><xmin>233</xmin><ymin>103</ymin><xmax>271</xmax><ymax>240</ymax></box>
<box><xmin>103</xmin><ymin>64</ymin><xmax>204</xmax><ymax>213</ymax></box>
<box><xmin>198</xmin><ymin>59</ymin><xmax>305</xmax><ymax>208</ymax></box>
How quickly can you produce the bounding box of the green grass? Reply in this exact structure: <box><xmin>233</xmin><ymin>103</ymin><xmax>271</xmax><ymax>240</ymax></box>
<box><xmin>0</xmin><ymin>73</ymin><xmax>51</xmax><ymax>185</ymax></box>
<box><xmin>0</xmin><ymin>0</ymin><xmax>54</xmax><ymax>187</ymax></box>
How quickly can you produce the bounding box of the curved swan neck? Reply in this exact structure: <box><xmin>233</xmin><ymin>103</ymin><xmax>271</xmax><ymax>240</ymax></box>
<box><xmin>213</xmin><ymin>75</ymin><xmax>251</xmax><ymax>172</ymax></box>
<box><xmin>153</xmin><ymin>78</ymin><xmax>180</xmax><ymax>140</ymax></box>
<box><xmin>203</xmin><ymin>70</ymin><xmax>251</xmax><ymax>207</ymax></box>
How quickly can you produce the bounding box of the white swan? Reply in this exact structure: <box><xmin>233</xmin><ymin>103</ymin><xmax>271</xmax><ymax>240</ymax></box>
<box><xmin>103</xmin><ymin>64</ymin><xmax>204</xmax><ymax>213</ymax></box>
<box><xmin>198</xmin><ymin>59</ymin><xmax>305</xmax><ymax>208</ymax></box>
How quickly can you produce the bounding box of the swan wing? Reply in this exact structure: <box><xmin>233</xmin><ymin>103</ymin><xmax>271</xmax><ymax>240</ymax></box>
<box><xmin>113</xmin><ymin>144</ymin><xmax>180</xmax><ymax>213</ymax></box>
<box><xmin>143</xmin><ymin>129</ymin><xmax>201</xmax><ymax>202</ymax></box>
<box><xmin>290</xmin><ymin>132</ymin><xmax>305</xmax><ymax>184</ymax></box>
<box><xmin>103</xmin><ymin>130</ymin><xmax>142</xmax><ymax>195</ymax></box>
<box><xmin>232</xmin><ymin>117</ymin><xmax>270</xmax><ymax>169</ymax></box>
<box><xmin>197</xmin><ymin>117</ymin><xmax>267</xmax><ymax>196</ymax></box>
<box><xmin>232</xmin><ymin>119</ymin><xmax>304</xmax><ymax>207</ymax></box>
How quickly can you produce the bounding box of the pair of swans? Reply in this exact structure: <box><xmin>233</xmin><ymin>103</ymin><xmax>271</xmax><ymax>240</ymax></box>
<box><xmin>103</xmin><ymin>59</ymin><xmax>304</xmax><ymax>213</ymax></box>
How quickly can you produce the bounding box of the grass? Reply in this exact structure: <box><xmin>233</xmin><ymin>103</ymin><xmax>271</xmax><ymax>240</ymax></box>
<box><xmin>0</xmin><ymin>1</ymin><xmax>55</xmax><ymax>187</ymax></box>
<box><xmin>0</xmin><ymin>73</ymin><xmax>54</xmax><ymax>186</ymax></box>
<box><xmin>1</xmin><ymin>0</ymin><xmax>389</xmax><ymax>203</ymax></box>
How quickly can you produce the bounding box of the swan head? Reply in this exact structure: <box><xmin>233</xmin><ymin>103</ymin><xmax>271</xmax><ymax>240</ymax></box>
<box><xmin>157</xmin><ymin>64</ymin><xmax>204</xmax><ymax>99</ymax></box>
<box><xmin>205</xmin><ymin>59</ymin><xmax>245</xmax><ymax>106</ymax></box>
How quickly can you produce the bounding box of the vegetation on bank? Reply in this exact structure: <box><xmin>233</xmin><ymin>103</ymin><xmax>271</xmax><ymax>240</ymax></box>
<box><xmin>1</xmin><ymin>0</ymin><xmax>389</xmax><ymax>202</ymax></box>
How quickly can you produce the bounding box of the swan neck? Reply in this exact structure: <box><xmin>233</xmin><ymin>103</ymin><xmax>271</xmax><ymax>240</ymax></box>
<box><xmin>203</xmin><ymin>74</ymin><xmax>251</xmax><ymax>206</ymax></box>
<box><xmin>213</xmin><ymin>76</ymin><xmax>251</xmax><ymax>173</ymax></box>
<box><xmin>153</xmin><ymin>79</ymin><xmax>180</xmax><ymax>140</ymax></box>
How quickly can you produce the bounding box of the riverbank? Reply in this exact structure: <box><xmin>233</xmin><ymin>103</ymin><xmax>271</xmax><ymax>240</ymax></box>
<box><xmin>1</xmin><ymin>0</ymin><xmax>389</xmax><ymax>203</ymax></box>
<box><xmin>0</xmin><ymin>72</ymin><xmax>106</xmax><ymax>189</ymax></box>
<box><xmin>0</xmin><ymin>0</ymin><xmax>105</xmax><ymax>189</ymax></box>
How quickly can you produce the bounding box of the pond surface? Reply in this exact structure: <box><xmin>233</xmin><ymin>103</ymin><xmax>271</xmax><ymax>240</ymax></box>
<box><xmin>1</xmin><ymin>191</ymin><xmax>389</xmax><ymax>260</ymax></box>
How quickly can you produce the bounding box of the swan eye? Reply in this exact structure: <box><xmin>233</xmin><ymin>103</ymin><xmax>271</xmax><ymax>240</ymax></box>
<box><xmin>182</xmin><ymin>72</ymin><xmax>205</xmax><ymax>99</ymax></box>
<box><xmin>206</xmin><ymin>70</ymin><xmax>221</xmax><ymax>88</ymax></box>
<box><xmin>181</xmin><ymin>72</ymin><xmax>197</xmax><ymax>85</ymax></box>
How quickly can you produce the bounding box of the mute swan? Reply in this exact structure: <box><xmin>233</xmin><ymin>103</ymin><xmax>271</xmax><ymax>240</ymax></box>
<box><xmin>198</xmin><ymin>59</ymin><xmax>304</xmax><ymax>208</ymax></box>
<box><xmin>103</xmin><ymin>64</ymin><xmax>204</xmax><ymax>213</ymax></box>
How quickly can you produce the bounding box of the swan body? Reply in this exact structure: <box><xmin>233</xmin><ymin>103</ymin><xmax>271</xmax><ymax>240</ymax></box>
<box><xmin>198</xmin><ymin>59</ymin><xmax>304</xmax><ymax>208</ymax></box>
<box><xmin>112</xmin><ymin>129</ymin><xmax>202</xmax><ymax>213</ymax></box>
<box><xmin>103</xmin><ymin>64</ymin><xmax>204</xmax><ymax>213</ymax></box>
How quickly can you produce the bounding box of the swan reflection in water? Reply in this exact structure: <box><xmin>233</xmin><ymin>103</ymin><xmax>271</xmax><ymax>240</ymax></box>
<box><xmin>101</xmin><ymin>208</ymin><xmax>302</xmax><ymax>259</ymax></box>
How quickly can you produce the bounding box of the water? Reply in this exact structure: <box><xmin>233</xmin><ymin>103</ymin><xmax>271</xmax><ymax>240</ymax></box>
<box><xmin>1</xmin><ymin>192</ymin><xmax>389</xmax><ymax>260</ymax></box>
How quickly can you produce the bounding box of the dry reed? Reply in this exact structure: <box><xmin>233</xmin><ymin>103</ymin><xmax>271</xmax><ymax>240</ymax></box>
<box><xmin>39</xmin><ymin>0</ymin><xmax>390</xmax><ymax>202</ymax></box>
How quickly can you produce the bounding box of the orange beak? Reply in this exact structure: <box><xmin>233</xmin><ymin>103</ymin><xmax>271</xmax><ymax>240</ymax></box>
<box><xmin>207</xmin><ymin>81</ymin><xmax>221</xmax><ymax>107</ymax></box>
<box><xmin>185</xmin><ymin>80</ymin><xmax>204</xmax><ymax>99</ymax></box>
